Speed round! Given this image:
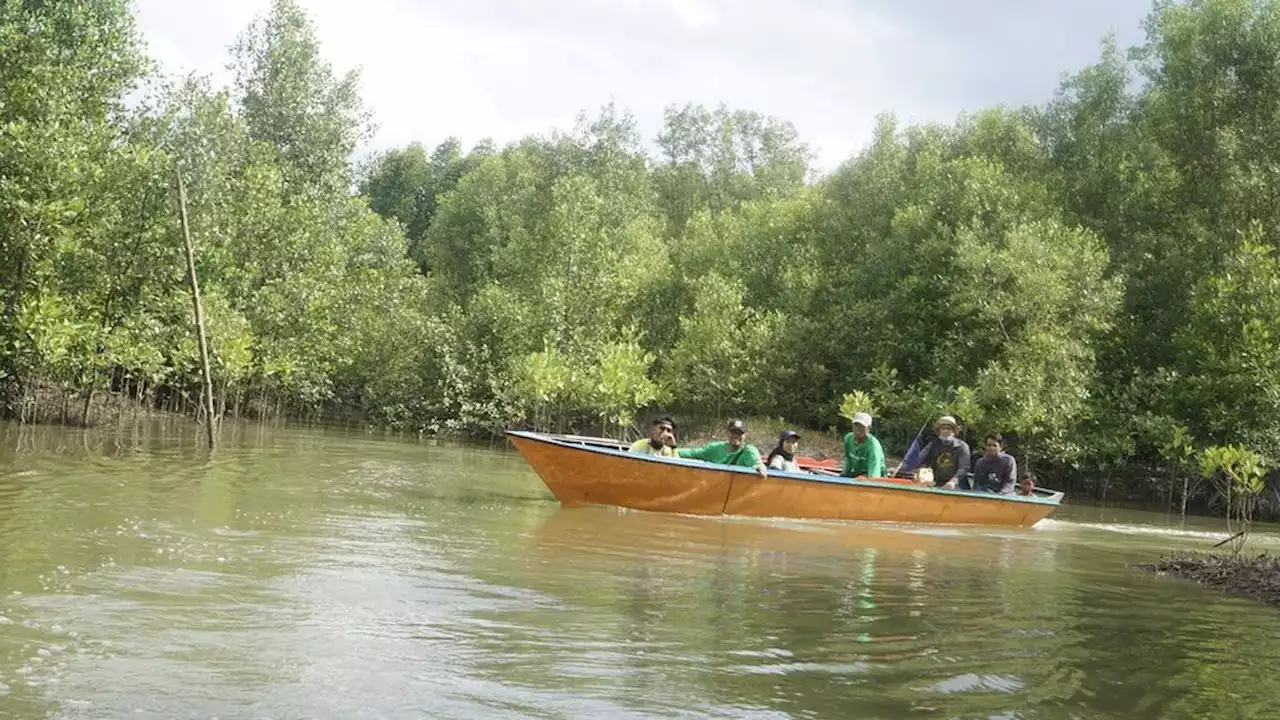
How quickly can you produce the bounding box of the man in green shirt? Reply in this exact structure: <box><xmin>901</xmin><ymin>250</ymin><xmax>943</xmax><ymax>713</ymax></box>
<box><xmin>678</xmin><ymin>419</ymin><xmax>768</xmax><ymax>477</ymax></box>
<box><xmin>842</xmin><ymin>412</ymin><xmax>886</xmax><ymax>479</ymax></box>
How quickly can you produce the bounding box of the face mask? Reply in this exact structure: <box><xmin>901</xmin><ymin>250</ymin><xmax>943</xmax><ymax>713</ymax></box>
<box><xmin>938</xmin><ymin>430</ymin><xmax>954</xmax><ymax>440</ymax></box>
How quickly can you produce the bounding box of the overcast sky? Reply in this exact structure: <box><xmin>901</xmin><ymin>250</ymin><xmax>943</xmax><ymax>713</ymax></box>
<box><xmin>133</xmin><ymin>0</ymin><xmax>1152</xmax><ymax>171</ymax></box>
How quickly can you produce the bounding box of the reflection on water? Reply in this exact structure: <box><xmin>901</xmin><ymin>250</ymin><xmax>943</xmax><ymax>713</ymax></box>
<box><xmin>2</xmin><ymin>419</ymin><xmax>1280</xmax><ymax>719</ymax></box>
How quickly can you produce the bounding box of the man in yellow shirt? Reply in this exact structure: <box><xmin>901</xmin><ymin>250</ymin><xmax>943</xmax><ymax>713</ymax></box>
<box><xmin>630</xmin><ymin>417</ymin><xmax>676</xmax><ymax>457</ymax></box>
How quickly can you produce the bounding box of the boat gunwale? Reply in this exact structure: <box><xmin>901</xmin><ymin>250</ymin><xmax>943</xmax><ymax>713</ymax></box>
<box><xmin>505</xmin><ymin>430</ymin><xmax>1063</xmax><ymax>507</ymax></box>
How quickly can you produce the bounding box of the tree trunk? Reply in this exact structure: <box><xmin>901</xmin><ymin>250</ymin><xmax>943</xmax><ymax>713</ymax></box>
<box><xmin>81</xmin><ymin>367</ymin><xmax>98</xmax><ymax>426</ymax></box>
<box><xmin>0</xmin><ymin>246</ymin><xmax>29</xmax><ymax>409</ymax></box>
<box><xmin>1179</xmin><ymin>474</ymin><xmax>1189</xmax><ymax>525</ymax></box>
<box><xmin>1223</xmin><ymin>474</ymin><xmax>1234</xmax><ymax>538</ymax></box>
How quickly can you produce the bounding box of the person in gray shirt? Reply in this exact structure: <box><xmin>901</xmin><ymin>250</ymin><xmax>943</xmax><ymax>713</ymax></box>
<box><xmin>918</xmin><ymin>415</ymin><xmax>972</xmax><ymax>489</ymax></box>
<box><xmin>972</xmin><ymin>433</ymin><xmax>1018</xmax><ymax>494</ymax></box>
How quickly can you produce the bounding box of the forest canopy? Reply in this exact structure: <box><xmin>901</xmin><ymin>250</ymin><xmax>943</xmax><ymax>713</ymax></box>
<box><xmin>4</xmin><ymin>0</ymin><xmax>1280</xmax><ymax>502</ymax></box>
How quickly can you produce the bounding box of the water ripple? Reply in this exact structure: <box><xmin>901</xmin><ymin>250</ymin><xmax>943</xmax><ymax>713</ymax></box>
<box><xmin>4</xmin><ymin>421</ymin><xmax>1280</xmax><ymax>719</ymax></box>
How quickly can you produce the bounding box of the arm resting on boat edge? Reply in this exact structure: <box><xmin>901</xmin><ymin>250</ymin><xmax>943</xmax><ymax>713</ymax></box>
<box><xmin>677</xmin><ymin>445</ymin><xmax>711</xmax><ymax>461</ymax></box>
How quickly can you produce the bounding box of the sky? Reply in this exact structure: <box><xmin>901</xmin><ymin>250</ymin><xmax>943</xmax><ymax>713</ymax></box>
<box><xmin>133</xmin><ymin>0</ymin><xmax>1153</xmax><ymax>172</ymax></box>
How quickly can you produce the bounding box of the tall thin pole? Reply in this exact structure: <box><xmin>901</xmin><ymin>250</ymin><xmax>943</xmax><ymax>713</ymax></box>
<box><xmin>176</xmin><ymin>169</ymin><xmax>217</xmax><ymax>448</ymax></box>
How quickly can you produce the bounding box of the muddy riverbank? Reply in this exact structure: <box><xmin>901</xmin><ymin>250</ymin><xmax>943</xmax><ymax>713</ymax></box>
<box><xmin>1137</xmin><ymin>552</ymin><xmax>1280</xmax><ymax>606</ymax></box>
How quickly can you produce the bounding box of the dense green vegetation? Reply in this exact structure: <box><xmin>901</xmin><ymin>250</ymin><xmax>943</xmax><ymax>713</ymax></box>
<box><xmin>3</xmin><ymin>0</ymin><xmax>1280</xmax><ymax>505</ymax></box>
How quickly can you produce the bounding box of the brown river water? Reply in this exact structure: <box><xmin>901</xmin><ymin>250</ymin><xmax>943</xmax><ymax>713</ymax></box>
<box><xmin>2</xmin><ymin>419</ymin><xmax>1280</xmax><ymax>719</ymax></box>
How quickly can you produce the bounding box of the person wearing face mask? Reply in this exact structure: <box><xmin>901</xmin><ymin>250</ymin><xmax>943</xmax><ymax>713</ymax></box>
<box><xmin>917</xmin><ymin>415</ymin><xmax>972</xmax><ymax>489</ymax></box>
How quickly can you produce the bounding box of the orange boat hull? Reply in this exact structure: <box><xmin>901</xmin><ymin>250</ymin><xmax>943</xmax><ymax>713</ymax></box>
<box><xmin>507</xmin><ymin>431</ymin><xmax>1061</xmax><ymax>528</ymax></box>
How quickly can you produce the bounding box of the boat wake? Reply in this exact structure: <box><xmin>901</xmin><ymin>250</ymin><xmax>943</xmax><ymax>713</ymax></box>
<box><xmin>1035</xmin><ymin>518</ymin><xmax>1280</xmax><ymax>546</ymax></box>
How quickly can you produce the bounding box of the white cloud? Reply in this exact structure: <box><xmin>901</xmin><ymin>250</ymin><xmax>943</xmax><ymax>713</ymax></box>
<box><xmin>131</xmin><ymin>0</ymin><xmax>1150</xmax><ymax>172</ymax></box>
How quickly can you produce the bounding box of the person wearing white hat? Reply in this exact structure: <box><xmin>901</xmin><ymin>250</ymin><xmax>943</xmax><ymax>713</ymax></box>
<box><xmin>917</xmin><ymin>415</ymin><xmax>972</xmax><ymax>489</ymax></box>
<box><xmin>841</xmin><ymin>412</ymin><xmax>885</xmax><ymax>479</ymax></box>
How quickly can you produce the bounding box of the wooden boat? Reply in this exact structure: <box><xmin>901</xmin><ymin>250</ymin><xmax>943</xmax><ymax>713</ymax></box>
<box><xmin>506</xmin><ymin>430</ymin><xmax>1064</xmax><ymax>528</ymax></box>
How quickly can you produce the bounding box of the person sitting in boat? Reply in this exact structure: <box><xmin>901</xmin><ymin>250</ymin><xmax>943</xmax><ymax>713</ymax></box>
<box><xmin>766</xmin><ymin>431</ymin><xmax>802</xmax><ymax>473</ymax></box>
<box><xmin>630</xmin><ymin>417</ymin><xmax>676</xmax><ymax>457</ymax></box>
<box><xmin>841</xmin><ymin>412</ymin><xmax>885</xmax><ymax>480</ymax></box>
<box><xmin>917</xmin><ymin>415</ymin><xmax>972</xmax><ymax>489</ymax></box>
<box><xmin>678</xmin><ymin>419</ymin><xmax>768</xmax><ymax>476</ymax></box>
<box><xmin>1018</xmin><ymin>473</ymin><xmax>1037</xmax><ymax>496</ymax></box>
<box><xmin>972</xmin><ymin>433</ymin><xmax>1018</xmax><ymax>494</ymax></box>
<box><xmin>659</xmin><ymin>415</ymin><xmax>680</xmax><ymax>449</ymax></box>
